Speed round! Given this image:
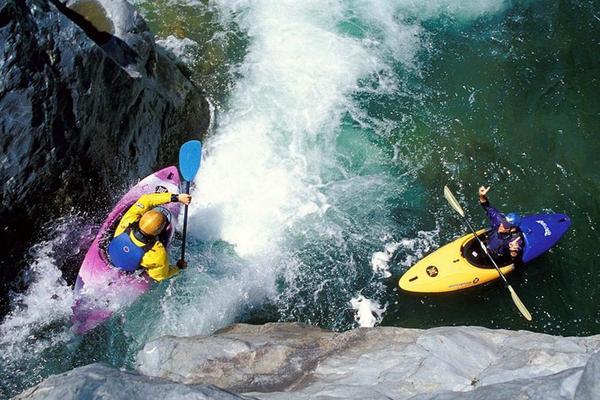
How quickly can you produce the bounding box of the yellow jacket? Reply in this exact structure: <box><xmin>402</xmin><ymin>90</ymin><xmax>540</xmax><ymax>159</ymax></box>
<box><xmin>114</xmin><ymin>192</ymin><xmax>180</xmax><ymax>281</ymax></box>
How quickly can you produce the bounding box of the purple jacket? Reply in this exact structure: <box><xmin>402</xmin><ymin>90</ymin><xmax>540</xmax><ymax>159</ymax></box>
<box><xmin>481</xmin><ymin>200</ymin><xmax>523</xmax><ymax>259</ymax></box>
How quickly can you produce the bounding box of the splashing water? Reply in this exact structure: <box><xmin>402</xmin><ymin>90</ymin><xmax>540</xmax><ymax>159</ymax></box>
<box><xmin>371</xmin><ymin>241</ymin><xmax>401</xmax><ymax>278</ymax></box>
<box><xmin>350</xmin><ymin>295</ymin><xmax>386</xmax><ymax>328</ymax></box>
<box><xmin>178</xmin><ymin>0</ymin><xmax>509</xmax><ymax>331</ymax></box>
<box><xmin>182</xmin><ymin>0</ymin><xmax>410</xmax><ymax>332</ymax></box>
<box><xmin>0</xmin><ymin>218</ymin><xmax>86</xmax><ymax>397</ymax></box>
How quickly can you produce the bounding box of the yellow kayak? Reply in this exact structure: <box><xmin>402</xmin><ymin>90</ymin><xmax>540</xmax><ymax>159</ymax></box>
<box><xmin>398</xmin><ymin>229</ymin><xmax>514</xmax><ymax>293</ymax></box>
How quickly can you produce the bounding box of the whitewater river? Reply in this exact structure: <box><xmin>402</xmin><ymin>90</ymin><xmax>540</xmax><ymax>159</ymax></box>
<box><xmin>1</xmin><ymin>0</ymin><xmax>599</xmax><ymax>397</ymax></box>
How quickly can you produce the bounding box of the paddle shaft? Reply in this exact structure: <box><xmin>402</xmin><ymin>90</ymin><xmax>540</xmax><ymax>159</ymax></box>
<box><xmin>461</xmin><ymin>216</ymin><xmax>511</xmax><ymax>287</ymax></box>
<box><xmin>180</xmin><ymin>181</ymin><xmax>190</xmax><ymax>262</ymax></box>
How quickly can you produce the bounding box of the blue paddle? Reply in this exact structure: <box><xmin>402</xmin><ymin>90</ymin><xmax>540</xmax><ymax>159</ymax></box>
<box><xmin>178</xmin><ymin>140</ymin><xmax>202</xmax><ymax>263</ymax></box>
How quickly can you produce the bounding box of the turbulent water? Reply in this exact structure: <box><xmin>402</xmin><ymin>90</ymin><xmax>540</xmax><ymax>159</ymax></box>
<box><xmin>2</xmin><ymin>0</ymin><xmax>599</xmax><ymax>397</ymax></box>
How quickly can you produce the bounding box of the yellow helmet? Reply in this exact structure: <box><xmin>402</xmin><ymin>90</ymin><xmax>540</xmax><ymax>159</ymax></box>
<box><xmin>138</xmin><ymin>210</ymin><xmax>167</xmax><ymax>236</ymax></box>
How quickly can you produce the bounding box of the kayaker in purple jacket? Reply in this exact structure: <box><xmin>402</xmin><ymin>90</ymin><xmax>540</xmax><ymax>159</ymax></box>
<box><xmin>479</xmin><ymin>186</ymin><xmax>523</xmax><ymax>260</ymax></box>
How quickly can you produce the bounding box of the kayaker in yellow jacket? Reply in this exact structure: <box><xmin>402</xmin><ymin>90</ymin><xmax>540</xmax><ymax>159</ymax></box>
<box><xmin>108</xmin><ymin>192</ymin><xmax>191</xmax><ymax>281</ymax></box>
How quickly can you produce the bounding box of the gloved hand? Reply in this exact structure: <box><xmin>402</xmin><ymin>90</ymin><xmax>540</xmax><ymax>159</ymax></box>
<box><xmin>177</xmin><ymin>259</ymin><xmax>188</xmax><ymax>269</ymax></box>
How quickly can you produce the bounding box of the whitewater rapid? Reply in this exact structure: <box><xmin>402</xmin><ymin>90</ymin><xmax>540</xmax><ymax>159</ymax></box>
<box><xmin>1</xmin><ymin>0</ymin><xmax>512</xmax><ymax>395</ymax></box>
<box><xmin>178</xmin><ymin>0</ymin><xmax>509</xmax><ymax>331</ymax></box>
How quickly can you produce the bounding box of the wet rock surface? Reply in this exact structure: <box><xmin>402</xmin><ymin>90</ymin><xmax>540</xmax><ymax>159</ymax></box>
<box><xmin>135</xmin><ymin>323</ymin><xmax>600</xmax><ymax>400</ymax></box>
<box><xmin>0</xmin><ymin>0</ymin><xmax>209</xmax><ymax>308</ymax></box>
<box><xmin>137</xmin><ymin>323</ymin><xmax>344</xmax><ymax>393</ymax></box>
<box><xmin>13</xmin><ymin>363</ymin><xmax>255</xmax><ymax>400</ymax></box>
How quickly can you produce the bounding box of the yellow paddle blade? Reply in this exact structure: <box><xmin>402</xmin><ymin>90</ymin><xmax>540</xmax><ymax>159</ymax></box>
<box><xmin>443</xmin><ymin>185</ymin><xmax>465</xmax><ymax>217</ymax></box>
<box><xmin>508</xmin><ymin>285</ymin><xmax>533</xmax><ymax>321</ymax></box>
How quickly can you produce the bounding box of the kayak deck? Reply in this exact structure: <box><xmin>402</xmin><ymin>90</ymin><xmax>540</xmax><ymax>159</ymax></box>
<box><xmin>399</xmin><ymin>230</ymin><xmax>514</xmax><ymax>293</ymax></box>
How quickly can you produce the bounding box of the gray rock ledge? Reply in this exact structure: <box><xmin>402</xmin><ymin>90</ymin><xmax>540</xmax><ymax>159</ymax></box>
<box><xmin>135</xmin><ymin>323</ymin><xmax>600</xmax><ymax>400</ymax></box>
<box><xmin>13</xmin><ymin>363</ymin><xmax>255</xmax><ymax>400</ymax></box>
<box><xmin>14</xmin><ymin>323</ymin><xmax>600</xmax><ymax>400</ymax></box>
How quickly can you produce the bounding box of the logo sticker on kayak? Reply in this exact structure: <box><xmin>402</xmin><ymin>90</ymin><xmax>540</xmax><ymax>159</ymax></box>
<box><xmin>426</xmin><ymin>265</ymin><xmax>439</xmax><ymax>277</ymax></box>
<box><xmin>536</xmin><ymin>220</ymin><xmax>552</xmax><ymax>237</ymax></box>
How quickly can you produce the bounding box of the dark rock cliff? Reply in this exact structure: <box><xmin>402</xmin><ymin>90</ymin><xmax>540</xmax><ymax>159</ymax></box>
<box><xmin>0</xmin><ymin>0</ymin><xmax>210</xmax><ymax>312</ymax></box>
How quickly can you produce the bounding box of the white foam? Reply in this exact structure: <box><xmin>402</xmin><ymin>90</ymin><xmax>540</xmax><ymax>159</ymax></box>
<box><xmin>188</xmin><ymin>1</ymin><xmax>386</xmax><ymax>258</ymax></box>
<box><xmin>350</xmin><ymin>295</ymin><xmax>385</xmax><ymax>328</ymax></box>
<box><xmin>150</xmin><ymin>252</ymin><xmax>277</xmax><ymax>337</ymax></box>
<box><xmin>0</xmin><ymin>233</ymin><xmax>75</xmax><ymax>376</ymax></box>
<box><xmin>156</xmin><ymin>35</ymin><xmax>199</xmax><ymax>65</ymax></box>
<box><xmin>371</xmin><ymin>227</ymin><xmax>440</xmax><ymax>278</ymax></box>
<box><xmin>396</xmin><ymin>229</ymin><xmax>441</xmax><ymax>268</ymax></box>
<box><xmin>371</xmin><ymin>242</ymin><xmax>401</xmax><ymax>278</ymax></box>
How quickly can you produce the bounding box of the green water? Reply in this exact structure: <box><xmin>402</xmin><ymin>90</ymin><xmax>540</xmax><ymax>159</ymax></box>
<box><xmin>134</xmin><ymin>0</ymin><xmax>248</xmax><ymax>105</ymax></box>
<box><xmin>379</xmin><ymin>0</ymin><xmax>600</xmax><ymax>335</ymax></box>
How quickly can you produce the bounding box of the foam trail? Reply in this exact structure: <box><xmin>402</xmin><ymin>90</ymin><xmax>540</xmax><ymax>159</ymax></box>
<box><xmin>371</xmin><ymin>242</ymin><xmax>402</xmax><ymax>278</ymax></box>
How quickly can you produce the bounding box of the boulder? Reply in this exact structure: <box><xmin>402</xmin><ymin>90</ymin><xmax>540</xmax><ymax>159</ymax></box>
<box><xmin>135</xmin><ymin>323</ymin><xmax>600</xmax><ymax>400</ymax></box>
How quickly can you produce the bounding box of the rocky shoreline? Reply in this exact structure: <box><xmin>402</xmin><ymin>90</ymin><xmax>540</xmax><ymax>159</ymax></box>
<box><xmin>14</xmin><ymin>323</ymin><xmax>600</xmax><ymax>399</ymax></box>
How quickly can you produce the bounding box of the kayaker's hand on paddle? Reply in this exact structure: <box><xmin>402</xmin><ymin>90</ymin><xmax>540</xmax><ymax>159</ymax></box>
<box><xmin>178</xmin><ymin>194</ymin><xmax>192</xmax><ymax>205</ymax></box>
<box><xmin>509</xmin><ymin>237</ymin><xmax>521</xmax><ymax>257</ymax></box>
<box><xmin>177</xmin><ymin>259</ymin><xmax>188</xmax><ymax>269</ymax></box>
<box><xmin>479</xmin><ymin>186</ymin><xmax>490</xmax><ymax>203</ymax></box>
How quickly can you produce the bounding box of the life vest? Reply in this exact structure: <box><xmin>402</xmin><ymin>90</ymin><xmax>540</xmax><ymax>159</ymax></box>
<box><xmin>107</xmin><ymin>225</ymin><xmax>156</xmax><ymax>272</ymax></box>
<box><xmin>486</xmin><ymin>229</ymin><xmax>522</xmax><ymax>258</ymax></box>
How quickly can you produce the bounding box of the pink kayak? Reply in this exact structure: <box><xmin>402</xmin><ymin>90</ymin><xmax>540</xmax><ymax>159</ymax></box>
<box><xmin>71</xmin><ymin>166</ymin><xmax>181</xmax><ymax>334</ymax></box>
